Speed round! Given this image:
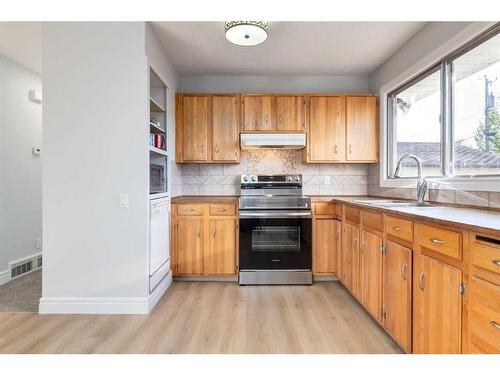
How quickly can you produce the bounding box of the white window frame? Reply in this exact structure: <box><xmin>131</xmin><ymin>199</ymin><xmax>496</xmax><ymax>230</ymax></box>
<box><xmin>380</xmin><ymin>22</ymin><xmax>500</xmax><ymax>192</ymax></box>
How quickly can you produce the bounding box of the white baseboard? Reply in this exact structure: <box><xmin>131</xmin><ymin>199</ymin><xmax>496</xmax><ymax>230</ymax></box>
<box><xmin>0</xmin><ymin>269</ymin><xmax>9</xmax><ymax>286</ymax></box>
<box><xmin>148</xmin><ymin>270</ymin><xmax>172</xmax><ymax>312</ymax></box>
<box><xmin>39</xmin><ymin>296</ymin><xmax>150</xmax><ymax>315</ymax></box>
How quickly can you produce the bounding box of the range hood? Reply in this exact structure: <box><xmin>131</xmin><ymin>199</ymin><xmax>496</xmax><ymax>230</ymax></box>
<box><xmin>240</xmin><ymin>133</ymin><xmax>306</xmax><ymax>150</ymax></box>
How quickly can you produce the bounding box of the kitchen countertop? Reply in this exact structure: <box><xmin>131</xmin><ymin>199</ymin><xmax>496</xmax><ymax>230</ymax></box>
<box><xmin>314</xmin><ymin>195</ymin><xmax>500</xmax><ymax>234</ymax></box>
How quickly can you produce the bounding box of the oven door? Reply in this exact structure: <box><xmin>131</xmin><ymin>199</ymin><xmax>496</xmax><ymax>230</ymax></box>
<box><xmin>239</xmin><ymin>211</ymin><xmax>312</xmax><ymax>270</ymax></box>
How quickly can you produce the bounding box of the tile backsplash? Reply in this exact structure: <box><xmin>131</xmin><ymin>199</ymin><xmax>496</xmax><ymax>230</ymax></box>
<box><xmin>179</xmin><ymin>150</ymin><xmax>369</xmax><ymax>196</ymax></box>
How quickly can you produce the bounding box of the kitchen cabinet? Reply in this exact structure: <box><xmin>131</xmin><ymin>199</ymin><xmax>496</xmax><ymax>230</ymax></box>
<box><xmin>383</xmin><ymin>240</ymin><xmax>412</xmax><ymax>352</ymax></box>
<box><xmin>212</xmin><ymin>95</ymin><xmax>240</xmax><ymax>162</ymax></box>
<box><xmin>172</xmin><ymin>201</ymin><xmax>238</xmax><ymax>276</ymax></box>
<box><xmin>176</xmin><ymin>94</ymin><xmax>239</xmax><ymax>163</ymax></box>
<box><xmin>342</xmin><ymin>223</ymin><xmax>359</xmax><ymax>291</ymax></box>
<box><xmin>275</xmin><ymin>95</ymin><xmax>306</xmax><ymax>131</ymax></box>
<box><xmin>313</xmin><ymin>218</ymin><xmax>337</xmax><ymax>274</ymax></box>
<box><xmin>177</xmin><ymin>94</ymin><xmax>209</xmax><ymax>162</ymax></box>
<box><xmin>468</xmin><ymin>233</ymin><xmax>500</xmax><ymax>353</ymax></box>
<box><xmin>360</xmin><ymin>230</ymin><xmax>383</xmax><ymax>321</ymax></box>
<box><xmin>307</xmin><ymin>95</ymin><xmax>345</xmax><ymax>162</ymax></box>
<box><xmin>175</xmin><ymin>218</ymin><xmax>204</xmax><ymax>275</ymax></box>
<box><xmin>241</xmin><ymin>95</ymin><xmax>274</xmax><ymax>131</ymax></box>
<box><xmin>346</xmin><ymin>96</ymin><xmax>378</xmax><ymax>162</ymax></box>
<box><xmin>207</xmin><ymin>218</ymin><xmax>238</xmax><ymax>275</ymax></box>
<box><xmin>412</xmin><ymin>253</ymin><xmax>462</xmax><ymax>354</ymax></box>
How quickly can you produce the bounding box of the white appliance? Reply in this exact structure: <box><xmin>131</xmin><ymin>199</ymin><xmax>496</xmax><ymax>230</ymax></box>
<box><xmin>149</xmin><ymin>197</ymin><xmax>170</xmax><ymax>293</ymax></box>
<box><xmin>240</xmin><ymin>133</ymin><xmax>306</xmax><ymax>150</ymax></box>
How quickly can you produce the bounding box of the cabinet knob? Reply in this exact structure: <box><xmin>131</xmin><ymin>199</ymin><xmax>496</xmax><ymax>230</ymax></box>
<box><xmin>212</xmin><ymin>229</ymin><xmax>216</xmax><ymax>237</ymax></box>
<box><xmin>418</xmin><ymin>272</ymin><xmax>425</xmax><ymax>291</ymax></box>
<box><xmin>349</xmin><ymin>144</ymin><xmax>352</xmax><ymax>154</ymax></box>
<box><xmin>197</xmin><ymin>228</ymin><xmax>200</xmax><ymax>237</ymax></box>
<box><xmin>492</xmin><ymin>260</ymin><xmax>500</xmax><ymax>267</ymax></box>
<box><xmin>491</xmin><ymin>320</ymin><xmax>500</xmax><ymax>330</ymax></box>
<box><xmin>215</xmin><ymin>144</ymin><xmax>219</xmax><ymax>154</ymax></box>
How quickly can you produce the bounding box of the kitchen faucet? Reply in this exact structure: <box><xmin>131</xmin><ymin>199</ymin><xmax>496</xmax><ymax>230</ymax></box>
<box><xmin>394</xmin><ymin>154</ymin><xmax>428</xmax><ymax>205</ymax></box>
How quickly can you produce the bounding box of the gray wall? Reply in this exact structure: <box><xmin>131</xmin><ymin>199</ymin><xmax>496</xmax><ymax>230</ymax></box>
<box><xmin>0</xmin><ymin>54</ymin><xmax>42</xmax><ymax>275</ymax></box>
<box><xmin>179</xmin><ymin>75</ymin><xmax>370</xmax><ymax>93</ymax></box>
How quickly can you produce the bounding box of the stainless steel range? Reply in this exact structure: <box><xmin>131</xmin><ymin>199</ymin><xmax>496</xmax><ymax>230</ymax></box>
<box><xmin>238</xmin><ymin>174</ymin><xmax>312</xmax><ymax>285</ymax></box>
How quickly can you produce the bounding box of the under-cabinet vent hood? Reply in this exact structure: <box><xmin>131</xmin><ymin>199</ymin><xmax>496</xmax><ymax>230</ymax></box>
<box><xmin>240</xmin><ymin>133</ymin><xmax>306</xmax><ymax>150</ymax></box>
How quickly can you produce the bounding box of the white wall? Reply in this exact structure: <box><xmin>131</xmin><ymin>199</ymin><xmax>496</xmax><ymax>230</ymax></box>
<box><xmin>179</xmin><ymin>75</ymin><xmax>370</xmax><ymax>93</ymax></box>
<box><xmin>0</xmin><ymin>54</ymin><xmax>42</xmax><ymax>277</ymax></box>
<box><xmin>40</xmin><ymin>22</ymin><xmax>151</xmax><ymax>313</ymax></box>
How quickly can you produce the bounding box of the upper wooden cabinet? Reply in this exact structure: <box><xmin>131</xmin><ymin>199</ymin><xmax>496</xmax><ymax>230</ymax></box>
<box><xmin>241</xmin><ymin>95</ymin><xmax>274</xmax><ymax>131</ymax></box>
<box><xmin>212</xmin><ymin>95</ymin><xmax>240</xmax><ymax>162</ymax></box>
<box><xmin>307</xmin><ymin>96</ymin><xmax>345</xmax><ymax>162</ymax></box>
<box><xmin>178</xmin><ymin>94</ymin><xmax>209</xmax><ymax>162</ymax></box>
<box><xmin>346</xmin><ymin>96</ymin><xmax>378</xmax><ymax>162</ymax></box>
<box><xmin>275</xmin><ymin>95</ymin><xmax>306</xmax><ymax>131</ymax></box>
<box><xmin>176</xmin><ymin>94</ymin><xmax>239</xmax><ymax>163</ymax></box>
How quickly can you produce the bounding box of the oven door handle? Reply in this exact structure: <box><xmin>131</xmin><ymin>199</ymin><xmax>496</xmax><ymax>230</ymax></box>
<box><xmin>239</xmin><ymin>210</ymin><xmax>312</xmax><ymax>218</ymax></box>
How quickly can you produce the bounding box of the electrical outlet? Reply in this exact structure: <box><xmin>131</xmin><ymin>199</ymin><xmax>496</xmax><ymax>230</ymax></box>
<box><xmin>119</xmin><ymin>194</ymin><xmax>129</xmax><ymax>209</ymax></box>
<box><xmin>324</xmin><ymin>176</ymin><xmax>331</xmax><ymax>185</ymax></box>
<box><xmin>35</xmin><ymin>238</ymin><xmax>42</xmax><ymax>250</ymax></box>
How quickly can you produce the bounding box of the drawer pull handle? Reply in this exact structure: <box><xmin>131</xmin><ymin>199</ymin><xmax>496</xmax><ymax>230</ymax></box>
<box><xmin>491</xmin><ymin>320</ymin><xmax>500</xmax><ymax>330</ymax></box>
<box><xmin>393</xmin><ymin>226</ymin><xmax>402</xmax><ymax>231</ymax></box>
<box><xmin>401</xmin><ymin>263</ymin><xmax>407</xmax><ymax>281</ymax></box>
<box><xmin>212</xmin><ymin>229</ymin><xmax>216</xmax><ymax>238</ymax></box>
<box><xmin>197</xmin><ymin>228</ymin><xmax>200</xmax><ymax>237</ymax></box>
<box><xmin>430</xmin><ymin>238</ymin><xmax>444</xmax><ymax>244</ymax></box>
<box><xmin>353</xmin><ymin>239</ymin><xmax>358</xmax><ymax>250</ymax></box>
<box><xmin>492</xmin><ymin>260</ymin><xmax>500</xmax><ymax>267</ymax></box>
<box><xmin>186</xmin><ymin>208</ymin><xmax>195</xmax><ymax>212</ymax></box>
<box><xmin>418</xmin><ymin>272</ymin><xmax>425</xmax><ymax>291</ymax></box>
<box><xmin>218</xmin><ymin>208</ymin><xmax>227</xmax><ymax>211</ymax></box>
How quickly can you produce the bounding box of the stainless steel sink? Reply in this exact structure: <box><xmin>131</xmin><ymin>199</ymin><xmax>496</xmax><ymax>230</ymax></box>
<box><xmin>353</xmin><ymin>199</ymin><xmax>435</xmax><ymax>208</ymax></box>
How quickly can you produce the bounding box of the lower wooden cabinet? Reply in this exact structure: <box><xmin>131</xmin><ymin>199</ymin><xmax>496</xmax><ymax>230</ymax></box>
<box><xmin>313</xmin><ymin>217</ymin><xmax>338</xmax><ymax>274</ymax></box>
<box><xmin>176</xmin><ymin>217</ymin><xmax>204</xmax><ymax>275</ymax></box>
<box><xmin>360</xmin><ymin>230</ymin><xmax>383</xmax><ymax>321</ymax></box>
<box><xmin>412</xmin><ymin>253</ymin><xmax>462</xmax><ymax>354</ymax></box>
<box><xmin>206</xmin><ymin>218</ymin><xmax>238</xmax><ymax>275</ymax></box>
<box><xmin>172</xmin><ymin>202</ymin><xmax>238</xmax><ymax>276</ymax></box>
<box><xmin>383</xmin><ymin>240</ymin><xmax>412</xmax><ymax>352</ymax></box>
<box><xmin>342</xmin><ymin>223</ymin><xmax>359</xmax><ymax>291</ymax></box>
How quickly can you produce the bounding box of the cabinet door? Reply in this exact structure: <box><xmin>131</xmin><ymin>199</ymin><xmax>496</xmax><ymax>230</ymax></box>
<box><xmin>346</xmin><ymin>96</ymin><xmax>377</xmax><ymax>162</ymax></box>
<box><xmin>242</xmin><ymin>95</ymin><xmax>274</xmax><ymax>131</ymax></box>
<box><xmin>182</xmin><ymin>95</ymin><xmax>209</xmax><ymax>161</ymax></box>
<box><xmin>207</xmin><ymin>219</ymin><xmax>237</xmax><ymax>275</ymax></box>
<box><xmin>275</xmin><ymin>95</ymin><xmax>305</xmax><ymax>131</ymax></box>
<box><xmin>334</xmin><ymin>220</ymin><xmax>342</xmax><ymax>277</ymax></box>
<box><xmin>413</xmin><ymin>254</ymin><xmax>462</xmax><ymax>353</ymax></box>
<box><xmin>360</xmin><ymin>230</ymin><xmax>383</xmax><ymax>320</ymax></box>
<box><xmin>383</xmin><ymin>240</ymin><xmax>412</xmax><ymax>352</ymax></box>
<box><xmin>212</xmin><ymin>95</ymin><xmax>240</xmax><ymax>162</ymax></box>
<box><xmin>342</xmin><ymin>223</ymin><xmax>359</xmax><ymax>291</ymax></box>
<box><xmin>176</xmin><ymin>218</ymin><xmax>204</xmax><ymax>275</ymax></box>
<box><xmin>313</xmin><ymin>218</ymin><xmax>336</xmax><ymax>274</ymax></box>
<box><xmin>308</xmin><ymin>96</ymin><xmax>345</xmax><ymax>161</ymax></box>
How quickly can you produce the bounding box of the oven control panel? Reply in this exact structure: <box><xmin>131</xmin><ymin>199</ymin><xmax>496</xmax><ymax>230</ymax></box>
<box><xmin>241</xmin><ymin>174</ymin><xmax>302</xmax><ymax>184</ymax></box>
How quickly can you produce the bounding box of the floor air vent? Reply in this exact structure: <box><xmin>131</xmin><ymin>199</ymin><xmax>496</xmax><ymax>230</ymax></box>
<box><xmin>11</xmin><ymin>259</ymin><xmax>34</xmax><ymax>279</ymax></box>
<box><xmin>36</xmin><ymin>255</ymin><xmax>42</xmax><ymax>268</ymax></box>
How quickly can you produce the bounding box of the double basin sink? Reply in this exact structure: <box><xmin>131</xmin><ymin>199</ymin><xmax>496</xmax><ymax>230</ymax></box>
<box><xmin>352</xmin><ymin>199</ymin><xmax>442</xmax><ymax>212</ymax></box>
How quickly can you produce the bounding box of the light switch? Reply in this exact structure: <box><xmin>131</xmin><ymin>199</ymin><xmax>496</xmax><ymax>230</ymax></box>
<box><xmin>35</xmin><ymin>238</ymin><xmax>42</xmax><ymax>250</ymax></box>
<box><xmin>324</xmin><ymin>176</ymin><xmax>331</xmax><ymax>185</ymax></box>
<box><xmin>119</xmin><ymin>194</ymin><xmax>129</xmax><ymax>208</ymax></box>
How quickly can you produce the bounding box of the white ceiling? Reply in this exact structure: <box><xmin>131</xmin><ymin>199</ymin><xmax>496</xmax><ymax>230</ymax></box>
<box><xmin>151</xmin><ymin>22</ymin><xmax>426</xmax><ymax>76</ymax></box>
<box><xmin>0</xmin><ymin>22</ymin><xmax>41</xmax><ymax>74</ymax></box>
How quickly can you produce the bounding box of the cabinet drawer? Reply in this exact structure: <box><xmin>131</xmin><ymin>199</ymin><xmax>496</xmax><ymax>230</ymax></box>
<box><xmin>177</xmin><ymin>204</ymin><xmax>205</xmax><ymax>216</ymax></box>
<box><xmin>314</xmin><ymin>202</ymin><xmax>336</xmax><ymax>215</ymax></box>
<box><xmin>469</xmin><ymin>277</ymin><xmax>500</xmax><ymax>353</ymax></box>
<box><xmin>209</xmin><ymin>203</ymin><xmax>236</xmax><ymax>216</ymax></box>
<box><xmin>345</xmin><ymin>205</ymin><xmax>360</xmax><ymax>223</ymax></box>
<box><xmin>385</xmin><ymin>216</ymin><xmax>413</xmax><ymax>243</ymax></box>
<box><xmin>471</xmin><ymin>236</ymin><xmax>500</xmax><ymax>281</ymax></box>
<box><xmin>416</xmin><ymin>224</ymin><xmax>462</xmax><ymax>260</ymax></box>
<box><xmin>361</xmin><ymin>210</ymin><xmax>383</xmax><ymax>232</ymax></box>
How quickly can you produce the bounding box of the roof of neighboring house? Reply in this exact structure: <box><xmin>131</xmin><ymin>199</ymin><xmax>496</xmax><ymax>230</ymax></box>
<box><xmin>397</xmin><ymin>142</ymin><xmax>500</xmax><ymax>168</ymax></box>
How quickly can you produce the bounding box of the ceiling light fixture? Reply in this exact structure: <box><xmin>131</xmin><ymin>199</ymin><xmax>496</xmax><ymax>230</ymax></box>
<box><xmin>224</xmin><ymin>21</ymin><xmax>268</xmax><ymax>46</ymax></box>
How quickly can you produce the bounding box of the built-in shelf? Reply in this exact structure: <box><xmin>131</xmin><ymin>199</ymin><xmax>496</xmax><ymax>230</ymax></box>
<box><xmin>149</xmin><ymin>122</ymin><xmax>165</xmax><ymax>133</ymax></box>
<box><xmin>150</xmin><ymin>97</ymin><xmax>166</xmax><ymax>113</ymax></box>
<box><xmin>149</xmin><ymin>146</ymin><xmax>168</xmax><ymax>157</ymax></box>
<box><xmin>149</xmin><ymin>192</ymin><xmax>169</xmax><ymax>200</ymax></box>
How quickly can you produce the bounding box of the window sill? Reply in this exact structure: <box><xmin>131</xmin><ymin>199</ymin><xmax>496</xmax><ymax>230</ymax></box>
<box><xmin>381</xmin><ymin>176</ymin><xmax>500</xmax><ymax>192</ymax></box>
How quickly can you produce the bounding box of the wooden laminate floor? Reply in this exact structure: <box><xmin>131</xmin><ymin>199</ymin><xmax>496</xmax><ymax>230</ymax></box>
<box><xmin>0</xmin><ymin>281</ymin><xmax>403</xmax><ymax>354</ymax></box>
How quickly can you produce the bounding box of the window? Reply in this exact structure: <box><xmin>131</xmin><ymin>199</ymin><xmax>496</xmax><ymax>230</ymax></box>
<box><xmin>387</xmin><ymin>24</ymin><xmax>500</xmax><ymax>181</ymax></box>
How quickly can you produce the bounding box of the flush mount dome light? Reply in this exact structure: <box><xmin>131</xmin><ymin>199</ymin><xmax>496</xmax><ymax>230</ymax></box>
<box><xmin>224</xmin><ymin>21</ymin><xmax>268</xmax><ymax>46</ymax></box>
